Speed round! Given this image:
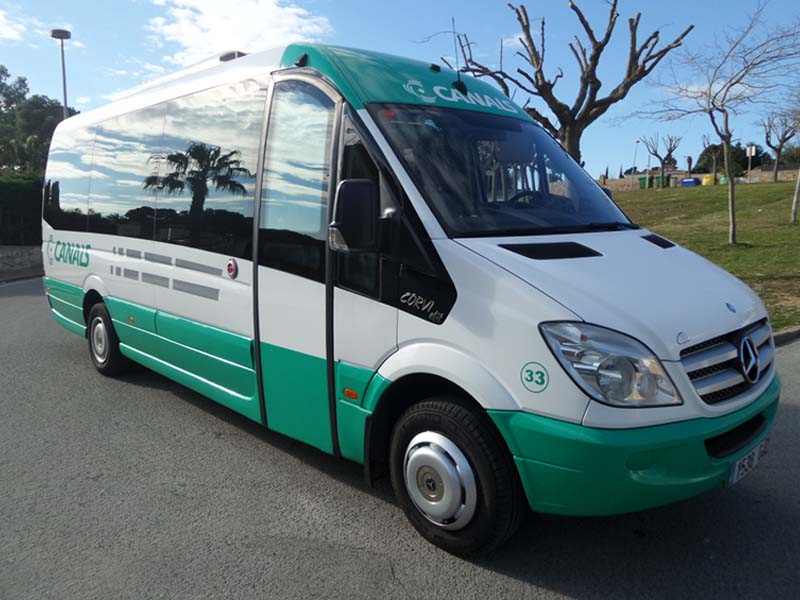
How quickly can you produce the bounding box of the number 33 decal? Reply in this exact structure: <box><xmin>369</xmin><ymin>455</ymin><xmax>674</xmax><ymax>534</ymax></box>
<box><xmin>520</xmin><ymin>362</ymin><xmax>549</xmax><ymax>393</ymax></box>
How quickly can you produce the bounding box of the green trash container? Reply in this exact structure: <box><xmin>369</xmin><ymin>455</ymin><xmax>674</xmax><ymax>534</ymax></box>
<box><xmin>654</xmin><ymin>174</ymin><xmax>672</xmax><ymax>189</ymax></box>
<box><xmin>639</xmin><ymin>176</ymin><xmax>649</xmax><ymax>190</ymax></box>
<box><xmin>719</xmin><ymin>175</ymin><xmax>729</xmax><ymax>185</ymax></box>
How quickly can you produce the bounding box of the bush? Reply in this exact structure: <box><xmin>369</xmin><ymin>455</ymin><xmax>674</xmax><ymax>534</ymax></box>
<box><xmin>0</xmin><ymin>172</ymin><xmax>43</xmax><ymax>245</ymax></box>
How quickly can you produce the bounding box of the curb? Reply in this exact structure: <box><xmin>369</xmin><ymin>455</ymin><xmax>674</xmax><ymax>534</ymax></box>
<box><xmin>775</xmin><ymin>326</ymin><xmax>800</xmax><ymax>348</ymax></box>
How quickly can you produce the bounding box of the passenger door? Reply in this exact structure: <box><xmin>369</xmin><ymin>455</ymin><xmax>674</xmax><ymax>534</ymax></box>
<box><xmin>255</xmin><ymin>76</ymin><xmax>340</xmax><ymax>452</ymax></box>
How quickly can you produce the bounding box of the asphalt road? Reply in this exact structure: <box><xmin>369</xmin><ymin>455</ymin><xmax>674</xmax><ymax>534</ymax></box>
<box><xmin>1</xmin><ymin>277</ymin><xmax>799</xmax><ymax>600</ymax></box>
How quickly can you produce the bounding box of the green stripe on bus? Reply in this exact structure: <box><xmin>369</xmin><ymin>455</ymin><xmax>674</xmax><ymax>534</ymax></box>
<box><xmin>45</xmin><ymin>277</ymin><xmax>84</xmax><ymax>308</ymax></box>
<box><xmin>260</xmin><ymin>343</ymin><xmax>332</xmax><ymax>454</ymax></box>
<box><xmin>51</xmin><ymin>307</ymin><xmax>86</xmax><ymax>337</ymax></box>
<box><xmin>49</xmin><ymin>295</ymin><xmax>84</xmax><ymax>327</ymax></box>
<box><xmin>157</xmin><ymin>311</ymin><xmax>253</xmax><ymax>369</ymax></box>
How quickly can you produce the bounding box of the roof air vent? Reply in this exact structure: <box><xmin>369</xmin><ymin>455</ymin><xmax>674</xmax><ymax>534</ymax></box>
<box><xmin>220</xmin><ymin>51</ymin><xmax>247</xmax><ymax>62</ymax></box>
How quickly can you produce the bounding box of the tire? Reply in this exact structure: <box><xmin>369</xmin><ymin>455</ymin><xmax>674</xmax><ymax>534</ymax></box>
<box><xmin>87</xmin><ymin>302</ymin><xmax>129</xmax><ymax>376</ymax></box>
<box><xmin>389</xmin><ymin>396</ymin><xmax>525</xmax><ymax>557</ymax></box>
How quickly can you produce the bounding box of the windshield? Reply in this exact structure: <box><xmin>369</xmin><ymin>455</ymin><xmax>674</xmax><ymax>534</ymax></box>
<box><xmin>368</xmin><ymin>104</ymin><xmax>634</xmax><ymax>237</ymax></box>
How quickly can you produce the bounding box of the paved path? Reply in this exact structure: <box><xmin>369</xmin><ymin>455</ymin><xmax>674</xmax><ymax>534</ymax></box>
<box><xmin>1</xmin><ymin>277</ymin><xmax>799</xmax><ymax>599</ymax></box>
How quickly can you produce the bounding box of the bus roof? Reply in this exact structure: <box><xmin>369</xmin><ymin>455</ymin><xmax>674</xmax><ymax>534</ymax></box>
<box><xmin>59</xmin><ymin>43</ymin><xmax>529</xmax><ymax>131</ymax></box>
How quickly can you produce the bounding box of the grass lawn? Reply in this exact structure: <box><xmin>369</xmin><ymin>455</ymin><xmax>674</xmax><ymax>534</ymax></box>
<box><xmin>614</xmin><ymin>181</ymin><xmax>800</xmax><ymax>332</ymax></box>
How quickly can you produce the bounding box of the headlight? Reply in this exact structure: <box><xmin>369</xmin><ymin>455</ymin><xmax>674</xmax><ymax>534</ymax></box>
<box><xmin>540</xmin><ymin>322</ymin><xmax>682</xmax><ymax>408</ymax></box>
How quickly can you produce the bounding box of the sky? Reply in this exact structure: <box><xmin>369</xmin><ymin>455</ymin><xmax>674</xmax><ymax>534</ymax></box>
<box><xmin>1</xmin><ymin>0</ymin><xmax>798</xmax><ymax>178</ymax></box>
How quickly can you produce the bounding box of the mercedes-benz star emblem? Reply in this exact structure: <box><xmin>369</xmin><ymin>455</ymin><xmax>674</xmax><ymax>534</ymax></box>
<box><xmin>739</xmin><ymin>336</ymin><xmax>760</xmax><ymax>384</ymax></box>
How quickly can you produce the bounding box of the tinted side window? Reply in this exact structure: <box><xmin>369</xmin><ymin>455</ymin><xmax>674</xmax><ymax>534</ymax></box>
<box><xmin>152</xmin><ymin>78</ymin><xmax>267</xmax><ymax>258</ymax></box>
<box><xmin>43</xmin><ymin>126</ymin><xmax>95</xmax><ymax>231</ymax></box>
<box><xmin>337</xmin><ymin>119</ymin><xmax>381</xmax><ymax>297</ymax></box>
<box><xmin>258</xmin><ymin>80</ymin><xmax>335</xmax><ymax>282</ymax></box>
<box><xmin>87</xmin><ymin>105</ymin><xmax>166</xmax><ymax>239</ymax></box>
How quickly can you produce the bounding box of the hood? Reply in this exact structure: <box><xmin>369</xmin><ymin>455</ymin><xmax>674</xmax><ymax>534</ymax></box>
<box><xmin>457</xmin><ymin>229</ymin><xmax>767</xmax><ymax>361</ymax></box>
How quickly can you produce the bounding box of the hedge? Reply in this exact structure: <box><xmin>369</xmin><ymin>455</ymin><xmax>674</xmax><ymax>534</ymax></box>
<box><xmin>0</xmin><ymin>173</ymin><xmax>43</xmax><ymax>245</ymax></box>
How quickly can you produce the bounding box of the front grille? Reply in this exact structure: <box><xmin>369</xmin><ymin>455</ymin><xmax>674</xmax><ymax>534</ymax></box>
<box><xmin>680</xmin><ymin>319</ymin><xmax>774</xmax><ymax>405</ymax></box>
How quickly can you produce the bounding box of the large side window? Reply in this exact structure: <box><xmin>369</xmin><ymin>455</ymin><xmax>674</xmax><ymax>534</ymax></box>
<box><xmin>43</xmin><ymin>126</ymin><xmax>95</xmax><ymax>231</ymax></box>
<box><xmin>87</xmin><ymin>105</ymin><xmax>166</xmax><ymax>239</ymax></box>
<box><xmin>152</xmin><ymin>78</ymin><xmax>267</xmax><ymax>258</ymax></box>
<box><xmin>258</xmin><ymin>80</ymin><xmax>335</xmax><ymax>282</ymax></box>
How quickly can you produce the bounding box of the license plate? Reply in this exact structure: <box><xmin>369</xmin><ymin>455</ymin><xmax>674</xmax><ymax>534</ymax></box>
<box><xmin>729</xmin><ymin>438</ymin><xmax>769</xmax><ymax>485</ymax></box>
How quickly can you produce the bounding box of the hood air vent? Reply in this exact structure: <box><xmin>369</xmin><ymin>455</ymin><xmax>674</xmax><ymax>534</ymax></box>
<box><xmin>500</xmin><ymin>242</ymin><xmax>602</xmax><ymax>260</ymax></box>
<box><xmin>642</xmin><ymin>234</ymin><xmax>675</xmax><ymax>249</ymax></box>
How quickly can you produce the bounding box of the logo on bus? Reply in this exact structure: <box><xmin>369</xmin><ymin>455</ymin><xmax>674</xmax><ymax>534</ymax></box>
<box><xmin>46</xmin><ymin>235</ymin><xmax>91</xmax><ymax>268</ymax></box>
<box><xmin>402</xmin><ymin>79</ymin><xmax>518</xmax><ymax>114</ymax></box>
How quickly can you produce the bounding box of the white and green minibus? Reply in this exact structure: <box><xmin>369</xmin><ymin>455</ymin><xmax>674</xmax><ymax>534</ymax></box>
<box><xmin>42</xmin><ymin>43</ymin><xmax>780</xmax><ymax>555</ymax></box>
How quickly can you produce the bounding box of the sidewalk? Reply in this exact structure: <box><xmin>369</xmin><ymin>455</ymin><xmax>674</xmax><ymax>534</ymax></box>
<box><xmin>0</xmin><ymin>245</ymin><xmax>43</xmax><ymax>283</ymax></box>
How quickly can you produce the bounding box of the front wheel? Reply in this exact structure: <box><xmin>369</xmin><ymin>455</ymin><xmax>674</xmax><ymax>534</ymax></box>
<box><xmin>87</xmin><ymin>302</ymin><xmax>129</xmax><ymax>376</ymax></box>
<box><xmin>389</xmin><ymin>397</ymin><xmax>525</xmax><ymax>556</ymax></box>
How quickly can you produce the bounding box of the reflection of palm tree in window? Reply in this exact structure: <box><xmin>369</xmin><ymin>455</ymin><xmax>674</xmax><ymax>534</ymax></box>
<box><xmin>143</xmin><ymin>141</ymin><xmax>252</xmax><ymax>241</ymax></box>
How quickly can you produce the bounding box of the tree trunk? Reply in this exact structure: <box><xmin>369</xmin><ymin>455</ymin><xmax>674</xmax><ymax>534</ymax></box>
<box><xmin>712</xmin><ymin>155</ymin><xmax>718</xmax><ymax>184</ymax></box>
<box><xmin>559</xmin><ymin>125</ymin><xmax>583</xmax><ymax>165</ymax></box>
<box><xmin>792</xmin><ymin>166</ymin><xmax>800</xmax><ymax>224</ymax></box>
<box><xmin>723</xmin><ymin>141</ymin><xmax>736</xmax><ymax>244</ymax></box>
<box><xmin>190</xmin><ymin>190</ymin><xmax>205</xmax><ymax>243</ymax></box>
<box><xmin>772</xmin><ymin>150</ymin><xmax>781</xmax><ymax>183</ymax></box>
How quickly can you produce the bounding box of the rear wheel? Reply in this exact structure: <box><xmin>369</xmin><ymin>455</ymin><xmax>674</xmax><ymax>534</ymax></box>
<box><xmin>389</xmin><ymin>397</ymin><xmax>525</xmax><ymax>556</ymax></box>
<box><xmin>87</xmin><ymin>302</ymin><xmax>129</xmax><ymax>376</ymax></box>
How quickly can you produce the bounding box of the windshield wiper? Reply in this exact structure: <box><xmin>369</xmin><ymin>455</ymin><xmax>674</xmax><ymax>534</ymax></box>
<box><xmin>582</xmin><ymin>221</ymin><xmax>641</xmax><ymax>231</ymax></box>
<box><xmin>456</xmin><ymin>221</ymin><xmax>641</xmax><ymax>238</ymax></box>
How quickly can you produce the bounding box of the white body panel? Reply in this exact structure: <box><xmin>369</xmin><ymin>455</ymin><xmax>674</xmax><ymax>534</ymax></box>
<box><xmin>393</xmin><ymin>240</ymin><xmax>589</xmax><ymax>422</ymax></box>
<box><xmin>456</xmin><ymin>230</ymin><xmax>766</xmax><ymax>362</ymax></box>
<box><xmin>334</xmin><ymin>287</ymin><xmax>397</xmax><ymax>370</ymax></box>
<box><xmin>259</xmin><ymin>269</ymin><xmax>325</xmax><ymax>358</ymax></box>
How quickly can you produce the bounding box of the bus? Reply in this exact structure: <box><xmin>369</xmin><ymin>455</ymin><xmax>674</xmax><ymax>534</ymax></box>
<box><xmin>42</xmin><ymin>43</ymin><xmax>780</xmax><ymax>556</ymax></box>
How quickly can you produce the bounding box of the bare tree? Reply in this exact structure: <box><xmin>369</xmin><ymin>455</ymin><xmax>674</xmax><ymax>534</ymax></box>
<box><xmin>454</xmin><ymin>2</ymin><xmax>693</xmax><ymax>163</ymax></box>
<box><xmin>761</xmin><ymin>111</ymin><xmax>798</xmax><ymax>182</ymax></box>
<box><xmin>639</xmin><ymin>134</ymin><xmax>681</xmax><ymax>188</ymax></box>
<box><xmin>647</xmin><ymin>4</ymin><xmax>800</xmax><ymax>243</ymax></box>
<box><xmin>701</xmin><ymin>134</ymin><xmax>722</xmax><ymax>184</ymax></box>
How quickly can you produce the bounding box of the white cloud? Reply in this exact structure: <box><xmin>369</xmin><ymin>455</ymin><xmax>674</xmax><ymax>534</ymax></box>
<box><xmin>502</xmin><ymin>35</ymin><xmax>524</xmax><ymax>50</ymax></box>
<box><xmin>147</xmin><ymin>0</ymin><xmax>332</xmax><ymax>66</ymax></box>
<box><xmin>0</xmin><ymin>7</ymin><xmax>53</xmax><ymax>45</ymax></box>
<box><xmin>72</xmin><ymin>40</ymin><xmax>85</xmax><ymax>49</ymax></box>
<box><xmin>75</xmin><ymin>96</ymin><xmax>91</xmax><ymax>105</ymax></box>
<box><xmin>0</xmin><ymin>9</ymin><xmax>28</xmax><ymax>41</ymax></box>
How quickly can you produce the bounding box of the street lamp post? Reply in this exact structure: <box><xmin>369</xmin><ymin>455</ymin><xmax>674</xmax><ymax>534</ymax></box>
<box><xmin>50</xmin><ymin>29</ymin><xmax>71</xmax><ymax>121</ymax></box>
<box><xmin>631</xmin><ymin>140</ymin><xmax>640</xmax><ymax>191</ymax></box>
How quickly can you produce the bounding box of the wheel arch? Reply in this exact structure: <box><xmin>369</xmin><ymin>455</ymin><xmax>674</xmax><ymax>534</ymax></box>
<box><xmin>363</xmin><ymin>342</ymin><xmax>520</xmax><ymax>485</ymax></box>
<box><xmin>81</xmin><ymin>275</ymin><xmax>109</xmax><ymax>328</ymax></box>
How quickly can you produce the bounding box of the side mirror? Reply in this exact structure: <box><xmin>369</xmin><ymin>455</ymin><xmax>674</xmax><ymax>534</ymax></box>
<box><xmin>329</xmin><ymin>179</ymin><xmax>378</xmax><ymax>253</ymax></box>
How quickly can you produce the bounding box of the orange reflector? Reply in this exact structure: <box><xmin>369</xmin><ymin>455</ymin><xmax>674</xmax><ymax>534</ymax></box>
<box><xmin>343</xmin><ymin>388</ymin><xmax>359</xmax><ymax>400</ymax></box>
<box><xmin>128</xmin><ymin>316</ymin><xmax>135</xmax><ymax>325</ymax></box>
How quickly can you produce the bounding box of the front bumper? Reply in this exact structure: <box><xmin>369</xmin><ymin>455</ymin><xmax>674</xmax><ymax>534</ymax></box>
<box><xmin>488</xmin><ymin>374</ymin><xmax>780</xmax><ymax>516</ymax></box>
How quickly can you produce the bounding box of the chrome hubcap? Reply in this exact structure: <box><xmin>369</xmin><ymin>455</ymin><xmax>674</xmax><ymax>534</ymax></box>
<box><xmin>91</xmin><ymin>316</ymin><xmax>108</xmax><ymax>364</ymax></box>
<box><xmin>403</xmin><ymin>431</ymin><xmax>477</xmax><ymax>531</ymax></box>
